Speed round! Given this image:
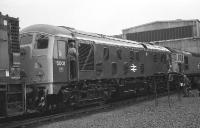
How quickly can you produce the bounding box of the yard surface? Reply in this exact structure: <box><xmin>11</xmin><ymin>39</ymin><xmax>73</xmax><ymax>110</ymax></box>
<box><xmin>37</xmin><ymin>90</ymin><xmax>200</xmax><ymax>128</ymax></box>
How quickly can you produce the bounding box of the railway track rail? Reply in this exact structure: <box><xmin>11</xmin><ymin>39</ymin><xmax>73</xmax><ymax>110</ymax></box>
<box><xmin>0</xmin><ymin>91</ymin><xmax>178</xmax><ymax>128</ymax></box>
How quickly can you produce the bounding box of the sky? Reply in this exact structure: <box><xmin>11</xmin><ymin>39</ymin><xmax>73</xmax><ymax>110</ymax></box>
<box><xmin>1</xmin><ymin>0</ymin><xmax>200</xmax><ymax>35</ymax></box>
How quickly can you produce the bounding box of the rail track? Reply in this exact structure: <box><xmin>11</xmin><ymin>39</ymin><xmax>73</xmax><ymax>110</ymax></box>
<box><xmin>0</xmin><ymin>91</ymin><xmax>178</xmax><ymax>128</ymax></box>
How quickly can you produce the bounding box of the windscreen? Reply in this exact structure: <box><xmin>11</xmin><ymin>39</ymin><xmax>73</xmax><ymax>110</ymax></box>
<box><xmin>35</xmin><ymin>34</ymin><xmax>49</xmax><ymax>49</ymax></box>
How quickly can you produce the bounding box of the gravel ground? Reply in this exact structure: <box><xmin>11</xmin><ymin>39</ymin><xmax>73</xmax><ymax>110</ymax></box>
<box><xmin>37</xmin><ymin>90</ymin><xmax>200</xmax><ymax>128</ymax></box>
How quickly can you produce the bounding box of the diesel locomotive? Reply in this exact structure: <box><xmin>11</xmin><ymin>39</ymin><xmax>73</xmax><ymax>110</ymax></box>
<box><xmin>20</xmin><ymin>24</ymin><xmax>171</xmax><ymax>111</ymax></box>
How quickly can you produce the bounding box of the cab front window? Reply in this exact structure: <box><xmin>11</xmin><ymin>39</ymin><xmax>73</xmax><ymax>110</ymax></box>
<box><xmin>35</xmin><ymin>34</ymin><xmax>49</xmax><ymax>49</ymax></box>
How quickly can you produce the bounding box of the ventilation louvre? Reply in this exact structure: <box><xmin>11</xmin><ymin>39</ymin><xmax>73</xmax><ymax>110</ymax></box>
<box><xmin>78</xmin><ymin>43</ymin><xmax>94</xmax><ymax>71</ymax></box>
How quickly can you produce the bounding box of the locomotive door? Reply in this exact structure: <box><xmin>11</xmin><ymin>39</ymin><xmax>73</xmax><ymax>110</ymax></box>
<box><xmin>53</xmin><ymin>39</ymin><xmax>68</xmax><ymax>82</ymax></box>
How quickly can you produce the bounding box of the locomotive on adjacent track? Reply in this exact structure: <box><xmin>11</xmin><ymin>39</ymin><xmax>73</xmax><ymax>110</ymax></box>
<box><xmin>166</xmin><ymin>47</ymin><xmax>200</xmax><ymax>88</ymax></box>
<box><xmin>0</xmin><ymin>12</ymin><xmax>23</xmax><ymax>117</ymax></box>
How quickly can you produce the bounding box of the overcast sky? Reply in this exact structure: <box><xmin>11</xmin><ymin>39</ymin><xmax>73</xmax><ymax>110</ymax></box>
<box><xmin>1</xmin><ymin>0</ymin><xmax>200</xmax><ymax>35</ymax></box>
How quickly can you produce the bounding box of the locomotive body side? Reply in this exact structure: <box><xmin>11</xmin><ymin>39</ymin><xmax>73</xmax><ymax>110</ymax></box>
<box><xmin>76</xmin><ymin>36</ymin><xmax>145</xmax><ymax>80</ymax></box>
<box><xmin>76</xmin><ymin>34</ymin><xmax>170</xmax><ymax>80</ymax></box>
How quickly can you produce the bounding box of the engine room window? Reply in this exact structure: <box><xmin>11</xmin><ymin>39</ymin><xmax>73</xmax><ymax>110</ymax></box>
<box><xmin>78</xmin><ymin>41</ymin><xmax>94</xmax><ymax>71</ymax></box>
<box><xmin>35</xmin><ymin>34</ymin><xmax>49</xmax><ymax>49</ymax></box>
<box><xmin>57</xmin><ymin>40</ymin><xmax>66</xmax><ymax>59</ymax></box>
<box><xmin>153</xmin><ymin>54</ymin><xmax>157</xmax><ymax>62</ymax></box>
<box><xmin>123</xmin><ymin>62</ymin><xmax>129</xmax><ymax>75</ymax></box>
<box><xmin>116</xmin><ymin>48</ymin><xmax>122</xmax><ymax>60</ymax></box>
<box><xmin>136</xmin><ymin>52</ymin><xmax>140</xmax><ymax>61</ymax></box>
<box><xmin>103</xmin><ymin>47</ymin><xmax>109</xmax><ymax>60</ymax></box>
<box><xmin>20</xmin><ymin>34</ymin><xmax>33</xmax><ymax>44</ymax></box>
<box><xmin>129</xmin><ymin>50</ymin><xmax>134</xmax><ymax>61</ymax></box>
<box><xmin>112</xmin><ymin>62</ymin><xmax>117</xmax><ymax>75</ymax></box>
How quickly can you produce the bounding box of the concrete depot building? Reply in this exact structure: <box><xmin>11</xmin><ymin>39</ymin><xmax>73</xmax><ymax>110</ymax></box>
<box><xmin>122</xmin><ymin>19</ymin><xmax>200</xmax><ymax>54</ymax></box>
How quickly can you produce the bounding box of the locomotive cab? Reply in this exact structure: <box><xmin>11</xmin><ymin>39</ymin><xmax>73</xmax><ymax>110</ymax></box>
<box><xmin>20</xmin><ymin>32</ymin><xmax>77</xmax><ymax>94</ymax></box>
<box><xmin>20</xmin><ymin>27</ymin><xmax>78</xmax><ymax>110</ymax></box>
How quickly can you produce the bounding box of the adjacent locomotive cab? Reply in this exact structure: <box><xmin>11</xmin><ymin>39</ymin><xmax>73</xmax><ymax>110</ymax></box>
<box><xmin>0</xmin><ymin>13</ymin><xmax>24</xmax><ymax>117</ymax></box>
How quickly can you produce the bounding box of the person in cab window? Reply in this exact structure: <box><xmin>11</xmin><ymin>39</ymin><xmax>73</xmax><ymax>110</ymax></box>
<box><xmin>68</xmin><ymin>40</ymin><xmax>78</xmax><ymax>80</ymax></box>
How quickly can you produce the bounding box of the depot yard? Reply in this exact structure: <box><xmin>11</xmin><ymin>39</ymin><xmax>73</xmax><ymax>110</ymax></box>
<box><xmin>37</xmin><ymin>90</ymin><xmax>200</xmax><ymax>128</ymax></box>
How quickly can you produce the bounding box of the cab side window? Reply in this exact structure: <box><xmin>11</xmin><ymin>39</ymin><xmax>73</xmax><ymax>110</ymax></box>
<box><xmin>53</xmin><ymin>40</ymin><xmax>66</xmax><ymax>59</ymax></box>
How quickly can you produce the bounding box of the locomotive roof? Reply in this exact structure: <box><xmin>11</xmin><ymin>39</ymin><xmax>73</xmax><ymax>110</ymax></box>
<box><xmin>73</xmin><ymin>29</ymin><xmax>170</xmax><ymax>52</ymax></box>
<box><xmin>165</xmin><ymin>47</ymin><xmax>191</xmax><ymax>55</ymax></box>
<box><xmin>21</xmin><ymin>24</ymin><xmax>170</xmax><ymax>52</ymax></box>
<box><xmin>20</xmin><ymin>24</ymin><xmax>72</xmax><ymax>37</ymax></box>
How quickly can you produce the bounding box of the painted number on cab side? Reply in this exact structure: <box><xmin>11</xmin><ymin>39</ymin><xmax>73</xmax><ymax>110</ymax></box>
<box><xmin>56</xmin><ymin>60</ymin><xmax>65</xmax><ymax>66</ymax></box>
